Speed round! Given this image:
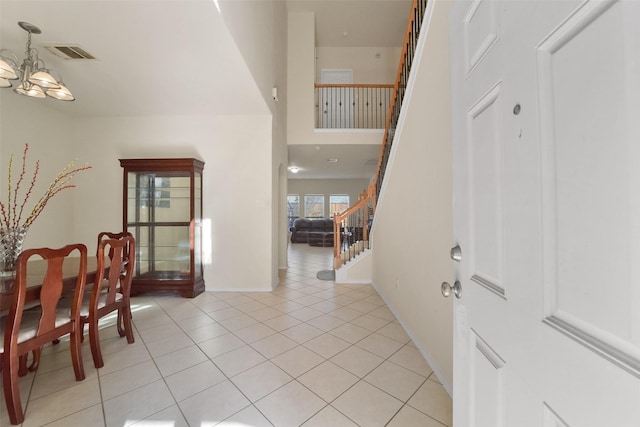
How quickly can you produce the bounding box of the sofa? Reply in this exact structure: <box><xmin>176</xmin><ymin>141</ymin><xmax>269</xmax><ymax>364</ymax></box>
<box><xmin>290</xmin><ymin>218</ymin><xmax>335</xmax><ymax>246</ymax></box>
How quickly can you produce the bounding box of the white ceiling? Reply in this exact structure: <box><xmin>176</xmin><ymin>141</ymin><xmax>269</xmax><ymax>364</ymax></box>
<box><xmin>0</xmin><ymin>0</ymin><xmax>268</xmax><ymax>117</ymax></box>
<box><xmin>286</xmin><ymin>0</ymin><xmax>411</xmax><ymax>47</ymax></box>
<box><xmin>0</xmin><ymin>0</ymin><xmax>411</xmax><ymax>180</ymax></box>
<box><xmin>288</xmin><ymin>143</ymin><xmax>381</xmax><ymax>180</ymax></box>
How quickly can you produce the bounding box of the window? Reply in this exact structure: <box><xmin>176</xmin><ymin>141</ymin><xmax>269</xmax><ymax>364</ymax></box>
<box><xmin>287</xmin><ymin>195</ymin><xmax>300</xmax><ymax>228</ymax></box>
<box><xmin>304</xmin><ymin>194</ymin><xmax>325</xmax><ymax>218</ymax></box>
<box><xmin>329</xmin><ymin>194</ymin><xmax>350</xmax><ymax>217</ymax></box>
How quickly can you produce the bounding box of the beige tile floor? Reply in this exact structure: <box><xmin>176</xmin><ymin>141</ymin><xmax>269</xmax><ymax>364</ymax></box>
<box><xmin>1</xmin><ymin>244</ymin><xmax>452</xmax><ymax>426</ymax></box>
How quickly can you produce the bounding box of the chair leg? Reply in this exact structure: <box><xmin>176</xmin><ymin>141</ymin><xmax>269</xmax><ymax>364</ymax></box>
<box><xmin>80</xmin><ymin>321</ymin><xmax>86</xmax><ymax>343</ymax></box>
<box><xmin>18</xmin><ymin>354</ymin><xmax>28</xmax><ymax>377</ymax></box>
<box><xmin>88</xmin><ymin>316</ymin><xmax>104</xmax><ymax>369</ymax></box>
<box><xmin>121</xmin><ymin>303</ymin><xmax>135</xmax><ymax>344</ymax></box>
<box><xmin>17</xmin><ymin>349</ymin><xmax>40</xmax><ymax>376</ymax></box>
<box><xmin>3</xmin><ymin>353</ymin><xmax>25</xmax><ymax>425</ymax></box>
<box><xmin>116</xmin><ymin>308</ymin><xmax>125</xmax><ymax>337</ymax></box>
<box><xmin>69</xmin><ymin>325</ymin><xmax>86</xmax><ymax>381</ymax></box>
<box><xmin>28</xmin><ymin>348</ymin><xmax>41</xmax><ymax>372</ymax></box>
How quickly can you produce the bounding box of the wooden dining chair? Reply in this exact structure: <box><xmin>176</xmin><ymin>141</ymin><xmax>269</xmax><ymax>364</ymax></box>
<box><xmin>97</xmin><ymin>231</ymin><xmax>133</xmax><ymax>259</ymax></box>
<box><xmin>82</xmin><ymin>235</ymin><xmax>135</xmax><ymax>368</ymax></box>
<box><xmin>0</xmin><ymin>243</ymin><xmax>87</xmax><ymax>425</ymax></box>
<box><xmin>96</xmin><ymin>231</ymin><xmax>134</xmax><ymax>336</ymax></box>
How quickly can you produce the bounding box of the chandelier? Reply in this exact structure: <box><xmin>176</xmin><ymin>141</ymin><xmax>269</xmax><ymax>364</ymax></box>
<box><xmin>0</xmin><ymin>22</ymin><xmax>74</xmax><ymax>101</ymax></box>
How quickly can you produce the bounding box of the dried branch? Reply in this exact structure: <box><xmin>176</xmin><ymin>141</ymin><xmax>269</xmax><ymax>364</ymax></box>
<box><xmin>1</xmin><ymin>144</ymin><xmax>92</xmax><ymax>230</ymax></box>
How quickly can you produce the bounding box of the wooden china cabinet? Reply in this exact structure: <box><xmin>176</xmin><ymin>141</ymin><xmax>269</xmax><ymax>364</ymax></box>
<box><xmin>120</xmin><ymin>158</ymin><xmax>205</xmax><ymax>298</ymax></box>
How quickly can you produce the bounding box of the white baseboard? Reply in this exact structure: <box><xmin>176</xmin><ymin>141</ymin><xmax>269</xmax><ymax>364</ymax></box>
<box><xmin>371</xmin><ymin>279</ymin><xmax>453</xmax><ymax>397</ymax></box>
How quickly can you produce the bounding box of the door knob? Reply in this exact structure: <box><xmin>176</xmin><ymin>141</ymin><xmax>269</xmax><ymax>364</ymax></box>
<box><xmin>450</xmin><ymin>245</ymin><xmax>462</xmax><ymax>262</ymax></box>
<box><xmin>441</xmin><ymin>281</ymin><xmax>462</xmax><ymax>298</ymax></box>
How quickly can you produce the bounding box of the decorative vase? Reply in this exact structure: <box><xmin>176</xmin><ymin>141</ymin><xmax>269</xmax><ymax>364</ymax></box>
<box><xmin>0</xmin><ymin>226</ymin><xmax>29</xmax><ymax>274</ymax></box>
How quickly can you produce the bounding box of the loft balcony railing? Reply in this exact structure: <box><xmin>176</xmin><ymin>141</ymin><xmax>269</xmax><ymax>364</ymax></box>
<box><xmin>315</xmin><ymin>84</ymin><xmax>393</xmax><ymax>129</ymax></box>
<box><xmin>333</xmin><ymin>0</ymin><xmax>428</xmax><ymax>269</ymax></box>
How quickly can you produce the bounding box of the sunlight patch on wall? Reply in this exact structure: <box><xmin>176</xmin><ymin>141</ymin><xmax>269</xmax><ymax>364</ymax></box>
<box><xmin>203</xmin><ymin>218</ymin><xmax>212</xmax><ymax>265</ymax></box>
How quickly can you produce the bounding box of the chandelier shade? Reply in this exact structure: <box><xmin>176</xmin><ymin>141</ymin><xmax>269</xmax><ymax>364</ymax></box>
<box><xmin>46</xmin><ymin>82</ymin><xmax>74</xmax><ymax>101</ymax></box>
<box><xmin>28</xmin><ymin>69</ymin><xmax>60</xmax><ymax>89</ymax></box>
<box><xmin>15</xmin><ymin>83</ymin><xmax>45</xmax><ymax>98</ymax></box>
<box><xmin>0</xmin><ymin>22</ymin><xmax>74</xmax><ymax>101</ymax></box>
<box><xmin>0</xmin><ymin>57</ymin><xmax>18</xmax><ymax>79</ymax></box>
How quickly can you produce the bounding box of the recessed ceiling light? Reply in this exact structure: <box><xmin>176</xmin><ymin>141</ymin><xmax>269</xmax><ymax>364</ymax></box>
<box><xmin>327</xmin><ymin>158</ymin><xmax>339</xmax><ymax>163</ymax></box>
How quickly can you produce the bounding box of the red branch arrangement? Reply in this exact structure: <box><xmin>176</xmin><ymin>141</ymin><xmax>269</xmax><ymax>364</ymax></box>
<box><xmin>0</xmin><ymin>144</ymin><xmax>92</xmax><ymax>230</ymax></box>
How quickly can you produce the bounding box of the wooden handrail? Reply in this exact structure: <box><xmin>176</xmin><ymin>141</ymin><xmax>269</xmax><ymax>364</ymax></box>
<box><xmin>333</xmin><ymin>183</ymin><xmax>375</xmax><ymax>268</ymax></box>
<box><xmin>314</xmin><ymin>83</ymin><xmax>394</xmax><ymax>89</ymax></box>
<box><xmin>374</xmin><ymin>0</ymin><xmax>420</xmax><ymax>193</ymax></box>
<box><xmin>333</xmin><ymin>186</ymin><xmax>372</xmax><ymax>225</ymax></box>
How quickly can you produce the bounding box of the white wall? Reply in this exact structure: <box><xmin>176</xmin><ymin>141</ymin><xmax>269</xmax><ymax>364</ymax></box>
<box><xmin>0</xmin><ymin>94</ymin><xmax>78</xmax><ymax>249</ymax></box>
<box><xmin>218</xmin><ymin>0</ymin><xmax>287</xmax><ymax>115</ymax></box>
<box><xmin>1</xmin><ymin>91</ymin><xmax>279</xmax><ymax>292</ymax></box>
<box><xmin>217</xmin><ymin>0</ymin><xmax>289</xmax><ymax>277</ymax></box>
<box><xmin>0</xmin><ymin>103</ymin><xmax>278</xmax><ymax>290</ymax></box>
<box><xmin>72</xmin><ymin>114</ymin><xmax>275</xmax><ymax>291</ymax></box>
<box><xmin>287</xmin><ymin>11</ymin><xmax>383</xmax><ymax>147</ymax></box>
<box><xmin>288</xmin><ymin>178</ymin><xmax>370</xmax><ymax>218</ymax></box>
<box><xmin>371</xmin><ymin>0</ymin><xmax>454</xmax><ymax>393</ymax></box>
<box><xmin>316</xmin><ymin>47</ymin><xmax>401</xmax><ymax>83</ymax></box>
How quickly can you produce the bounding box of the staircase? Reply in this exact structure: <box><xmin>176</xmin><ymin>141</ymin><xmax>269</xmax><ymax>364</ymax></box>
<box><xmin>333</xmin><ymin>0</ymin><xmax>429</xmax><ymax>274</ymax></box>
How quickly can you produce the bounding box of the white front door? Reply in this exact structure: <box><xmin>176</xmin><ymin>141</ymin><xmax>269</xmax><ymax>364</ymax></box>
<box><xmin>449</xmin><ymin>1</ymin><xmax>640</xmax><ymax>425</ymax></box>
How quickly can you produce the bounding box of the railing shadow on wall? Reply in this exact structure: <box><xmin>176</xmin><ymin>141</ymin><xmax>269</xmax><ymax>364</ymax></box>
<box><xmin>332</xmin><ymin>0</ymin><xmax>429</xmax><ymax>269</ymax></box>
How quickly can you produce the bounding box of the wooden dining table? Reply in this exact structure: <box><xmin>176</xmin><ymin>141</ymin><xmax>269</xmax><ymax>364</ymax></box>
<box><xmin>0</xmin><ymin>257</ymin><xmax>103</xmax><ymax>311</ymax></box>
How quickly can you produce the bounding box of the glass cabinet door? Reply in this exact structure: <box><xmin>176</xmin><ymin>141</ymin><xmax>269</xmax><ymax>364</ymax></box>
<box><xmin>127</xmin><ymin>172</ymin><xmax>192</xmax><ymax>279</ymax></box>
<box><xmin>193</xmin><ymin>171</ymin><xmax>203</xmax><ymax>282</ymax></box>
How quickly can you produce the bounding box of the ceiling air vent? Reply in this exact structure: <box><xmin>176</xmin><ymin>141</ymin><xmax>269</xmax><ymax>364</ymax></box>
<box><xmin>44</xmin><ymin>44</ymin><xmax>96</xmax><ymax>60</ymax></box>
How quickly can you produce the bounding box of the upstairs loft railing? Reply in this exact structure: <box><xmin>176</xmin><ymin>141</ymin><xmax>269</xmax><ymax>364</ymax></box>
<box><xmin>333</xmin><ymin>0</ymin><xmax>429</xmax><ymax>269</ymax></box>
<box><xmin>315</xmin><ymin>84</ymin><xmax>393</xmax><ymax>129</ymax></box>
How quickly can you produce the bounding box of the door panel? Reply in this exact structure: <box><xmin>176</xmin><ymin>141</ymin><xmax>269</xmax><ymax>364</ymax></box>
<box><xmin>542</xmin><ymin>403</ymin><xmax>570</xmax><ymax>427</ymax></box>
<box><xmin>468</xmin><ymin>83</ymin><xmax>506</xmax><ymax>298</ymax></box>
<box><xmin>537</xmin><ymin>0</ymin><xmax>640</xmax><ymax>374</ymax></box>
<box><xmin>463</xmin><ymin>0</ymin><xmax>498</xmax><ymax>74</ymax></box>
<box><xmin>471</xmin><ymin>330</ymin><xmax>506</xmax><ymax>427</ymax></box>
<box><xmin>450</xmin><ymin>0</ymin><xmax>640</xmax><ymax>425</ymax></box>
